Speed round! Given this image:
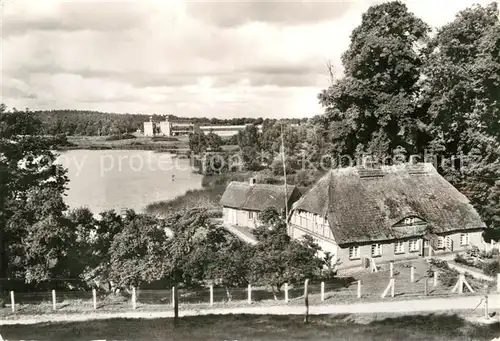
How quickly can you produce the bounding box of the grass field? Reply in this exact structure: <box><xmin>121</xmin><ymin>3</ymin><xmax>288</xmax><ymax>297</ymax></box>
<box><xmin>0</xmin><ymin>259</ymin><xmax>492</xmax><ymax>320</ymax></box>
<box><xmin>1</xmin><ymin>313</ymin><xmax>499</xmax><ymax>341</ymax></box>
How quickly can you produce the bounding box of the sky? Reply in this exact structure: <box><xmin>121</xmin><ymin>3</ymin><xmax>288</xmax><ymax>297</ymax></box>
<box><xmin>0</xmin><ymin>0</ymin><xmax>494</xmax><ymax>119</ymax></box>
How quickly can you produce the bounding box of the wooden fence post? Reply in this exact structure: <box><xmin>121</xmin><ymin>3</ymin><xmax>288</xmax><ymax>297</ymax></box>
<box><xmin>484</xmin><ymin>286</ymin><xmax>489</xmax><ymax>319</ymax></box>
<box><xmin>284</xmin><ymin>283</ymin><xmax>289</xmax><ymax>303</ymax></box>
<box><xmin>497</xmin><ymin>274</ymin><xmax>500</xmax><ymax>293</ymax></box>
<box><xmin>357</xmin><ymin>280</ymin><xmax>361</xmax><ymax>298</ymax></box>
<box><xmin>52</xmin><ymin>289</ymin><xmax>56</xmax><ymax>311</ymax></box>
<box><xmin>247</xmin><ymin>284</ymin><xmax>252</xmax><ymax>304</ymax></box>
<box><xmin>382</xmin><ymin>278</ymin><xmax>395</xmax><ymax>298</ymax></box>
<box><xmin>171</xmin><ymin>286</ymin><xmax>175</xmax><ymax>308</ymax></box>
<box><xmin>304</xmin><ymin>279</ymin><xmax>310</xmax><ymax>324</ymax></box>
<box><xmin>209</xmin><ymin>285</ymin><xmax>214</xmax><ymax>306</ymax></box>
<box><xmin>173</xmin><ymin>286</ymin><xmax>179</xmax><ymax>328</ymax></box>
<box><xmin>434</xmin><ymin>271</ymin><xmax>438</xmax><ymax>287</ymax></box>
<box><xmin>92</xmin><ymin>288</ymin><xmax>97</xmax><ymax>310</ymax></box>
<box><xmin>452</xmin><ymin>274</ymin><xmax>472</xmax><ymax>294</ymax></box>
<box><xmin>320</xmin><ymin>281</ymin><xmax>325</xmax><ymax>302</ymax></box>
<box><xmin>10</xmin><ymin>291</ymin><xmax>15</xmax><ymax>313</ymax></box>
<box><xmin>410</xmin><ymin>266</ymin><xmax>415</xmax><ymax>283</ymax></box>
<box><xmin>390</xmin><ymin>261</ymin><xmax>394</xmax><ymax>278</ymax></box>
<box><xmin>132</xmin><ymin>287</ymin><xmax>137</xmax><ymax>309</ymax></box>
<box><xmin>424</xmin><ymin>277</ymin><xmax>428</xmax><ymax>296</ymax></box>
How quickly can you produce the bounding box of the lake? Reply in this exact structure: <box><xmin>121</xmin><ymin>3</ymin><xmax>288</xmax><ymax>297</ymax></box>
<box><xmin>56</xmin><ymin>150</ymin><xmax>203</xmax><ymax>214</ymax></box>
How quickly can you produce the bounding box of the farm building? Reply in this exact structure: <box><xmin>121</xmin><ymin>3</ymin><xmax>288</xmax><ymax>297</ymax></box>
<box><xmin>288</xmin><ymin>163</ymin><xmax>486</xmax><ymax>270</ymax></box>
<box><xmin>220</xmin><ymin>179</ymin><xmax>301</xmax><ymax>229</ymax></box>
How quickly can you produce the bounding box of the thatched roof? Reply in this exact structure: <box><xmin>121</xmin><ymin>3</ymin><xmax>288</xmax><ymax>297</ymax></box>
<box><xmin>291</xmin><ymin>163</ymin><xmax>486</xmax><ymax>245</ymax></box>
<box><xmin>220</xmin><ymin>181</ymin><xmax>298</xmax><ymax>211</ymax></box>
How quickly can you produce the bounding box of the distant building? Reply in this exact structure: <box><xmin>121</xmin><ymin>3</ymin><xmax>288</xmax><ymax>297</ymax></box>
<box><xmin>199</xmin><ymin>124</ymin><xmax>263</xmax><ymax>137</ymax></box>
<box><xmin>143</xmin><ymin>117</ymin><xmax>154</xmax><ymax>137</ymax></box>
<box><xmin>143</xmin><ymin>116</ymin><xmax>262</xmax><ymax>137</ymax></box>
<box><xmin>220</xmin><ymin>178</ymin><xmax>301</xmax><ymax>229</ymax></box>
<box><xmin>288</xmin><ymin>163</ymin><xmax>486</xmax><ymax>270</ymax></box>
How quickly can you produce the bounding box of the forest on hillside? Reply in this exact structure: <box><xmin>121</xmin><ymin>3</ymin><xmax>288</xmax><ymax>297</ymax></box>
<box><xmin>20</xmin><ymin>109</ymin><xmax>305</xmax><ymax>136</ymax></box>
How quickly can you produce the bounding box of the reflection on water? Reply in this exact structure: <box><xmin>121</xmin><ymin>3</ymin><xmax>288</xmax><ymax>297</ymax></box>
<box><xmin>56</xmin><ymin>150</ymin><xmax>203</xmax><ymax>214</ymax></box>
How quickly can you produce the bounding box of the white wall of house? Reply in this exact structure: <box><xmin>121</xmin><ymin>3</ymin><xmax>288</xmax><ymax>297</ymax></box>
<box><xmin>289</xmin><ymin>210</ymin><xmax>339</xmax><ymax>265</ymax></box>
<box><xmin>337</xmin><ymin>229</ymin><xmax>485</xmax><ymax>270</ymax></box>
<box><xmin>289</xmin><ymin>209</ymin><xmax>486</xmax><ymax>271</ymax></box>
<box><xmin>223</xmin><ymin>207</ymin><xmax>259</xmax><ymax>229</ymax></box>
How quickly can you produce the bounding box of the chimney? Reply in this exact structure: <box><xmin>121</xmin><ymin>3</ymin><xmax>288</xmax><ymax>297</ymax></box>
<box><xmin>249</xmin><ymin>177</ymin><xmax>256</xmax><ymax>186</ymax></box>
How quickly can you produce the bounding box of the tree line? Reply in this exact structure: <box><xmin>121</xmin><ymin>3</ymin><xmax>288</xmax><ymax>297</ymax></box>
<box><xmin>19</xmin><ymin>108</ymin><xmax>304</xmax><ymax>136</ymax></box>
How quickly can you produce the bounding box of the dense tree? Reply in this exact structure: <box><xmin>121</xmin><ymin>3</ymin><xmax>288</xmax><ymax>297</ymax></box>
<box><xmin>484</xmin><ymin>180</ymin><xmax>500</xmax><ymax>241</ymax></box>
<box><xmin>421</xmin><ymin>2</ymin><xmax>500</xmax><ymax>239</ymax></box>
<box><xmin>205</xmin><ymin>131</ymin><xmax>223</xmax><ymax>152</ymax></box>
<box><xmin>250</xmin><ymin>209</ymin><xmax>324</xmax><ymax>299</ymax></box>
<box><xmin>188</xmin><ymin>132</ymin><xmax>207</xmax><ymax>154</ymax></box>
<box><xmin>204</xmin><ymin>238</ymin><xmax>250</xmax><ymax>300</ymax></box>
<box><xmin>237</xmin><ymin>125</ymin><xmax>262</xmax><ymax>170</ymax></box>
<box><xmin>0</xmin><ymin>105</ymin><xmax>70</xmax><ymax>304</ymax></box>
<box><xmin>318</xmin><ymin>1</ymin><xmax>431</xmax><ymax>159</ymax></box>
<box><xmin>260</xmin><ymin>121</ymin><xmax>301</xmax><ymax>156</ymax></box>
<box><xmin>108</xmin><ymin>212</ymin><xmax>170</xmax><ymax>289</ymax></box>
<box><xmin>80</xmin><ymin>210</ymin><xmax>124</xmax><ymax>289</ymax></box>
<box><xmin>164</xmin><ymin>208</ymin><xmax>237</xmax><ymax>287</ymax></box>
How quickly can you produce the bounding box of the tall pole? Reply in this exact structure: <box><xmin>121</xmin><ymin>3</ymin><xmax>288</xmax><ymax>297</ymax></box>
<box><xmin>281</xmin><ymin>124</ymin><xmax>288</xmax><ymax>230</ymax></box>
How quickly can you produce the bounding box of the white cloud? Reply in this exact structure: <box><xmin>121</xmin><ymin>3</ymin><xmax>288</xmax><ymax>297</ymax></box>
<box><xmin>0</xmin><ymin>0</ymin><xmax>493</xmax><ymax>118</ymax></box>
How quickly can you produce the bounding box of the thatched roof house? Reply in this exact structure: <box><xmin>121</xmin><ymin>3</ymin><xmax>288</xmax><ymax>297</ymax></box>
<box><xmin>220</xmin><ymin>179</ymin><xmax>301</xmax><ymax>229</ymax></box>
<box><xmin>288</xmin><ymin>163</ymin><xmax>486</xmax><ymax>269</ymax></box>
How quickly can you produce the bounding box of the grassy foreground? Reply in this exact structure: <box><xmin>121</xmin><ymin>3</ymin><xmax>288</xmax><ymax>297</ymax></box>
<box><xmin>1</xmin><ymin>313</ymin><xmax>499</xmax><ymax>341</ymax></box>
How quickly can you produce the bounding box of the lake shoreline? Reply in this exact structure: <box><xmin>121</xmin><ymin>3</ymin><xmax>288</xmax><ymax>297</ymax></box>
<box><xmin>57</xmin><ymin>135</ymin><xmax>192</xmax><ymax>155</ymax></box>
<box><xmin>55</xmin><ymin>144</ymin><xmax>191</xmax><ymax>156</ymax></box>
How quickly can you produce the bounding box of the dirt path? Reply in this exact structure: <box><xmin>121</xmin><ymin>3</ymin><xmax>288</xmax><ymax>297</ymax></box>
<box><xmin>1</xmin><ymin>294</ymin><xmax>498</xmax><ymax>325</ymax></box>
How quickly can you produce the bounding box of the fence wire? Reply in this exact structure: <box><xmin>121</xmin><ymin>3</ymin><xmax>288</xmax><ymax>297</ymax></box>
<box><xmin>0</xmin><ymin>274</ymin><xmax>496</xmax><ymax>313</ymax></box>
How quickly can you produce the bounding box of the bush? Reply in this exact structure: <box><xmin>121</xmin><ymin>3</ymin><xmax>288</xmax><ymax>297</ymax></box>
<box><xmin>52</xmin><ymin>134</ymin><xmax>74</xmax><ymax>146</ymax></box>
<box><xmin>428</xmin><ymin>258</ymin><xmax>459</xmax><ymax>287</ymax></box>
<box><xmin>466</xmin><ymin>245</ymin><xmax>480</xmax><ymax>258</ymax></box>
<box><xmin>454</xmin><ymin>254</ymin><xmax>466</xmax><ymax>264</ymax></box>
<box><xmin>294</xmin><ymin>170</ymin><xmax>316</xmax><ymax>187</ymax></box>
<box><xmin>482</xmin><ymin>260</ymin><xmax>500</xmax><ymax>276</ymax></box>
<box><xmin>151</xmin><ymin>136</ymin><xmax>179</xmax><ymax>142</ymax></box>
<box><xmin>479</xmin><ymin>250</ymin><xmax>494</xmax><ymax>259</ymax></box>
<box><xmin>105</xmin><ymin>133</ymin><xmax>136</xmax><ymax>141</ymax></box>
<box><xmin>255</xmin><ymin>169</ymin><xmax>282</xmax><ymax>185</ymax></box>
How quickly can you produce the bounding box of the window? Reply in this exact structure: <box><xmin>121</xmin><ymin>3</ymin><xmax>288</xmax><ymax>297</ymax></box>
<box><xmin>460</xmin><ymin>233</ymin><xmax>469</xmax><ymax>246</ymax></box>
<box><xmin>349</xmin><ymin>246</ymin><xmax>360</xmax><ymax>259</ymax></box>
<box><xmin>404</xmin><ymin>217</ymin><xmax>415</xmax><ymax>225</ymax></box>
<box><xmin>371</xmin><ymin>244</ymin><xmax>382</xmax><ymax>257</ymax></box>
<box><xmin>437</xmin><ymin>236</ymin><xmax>445</xmax><ymax>249</ymax></box>
<box><xmin>394</xmin><ymin>241</ymin><xmax>405</xmax><ymax>254</ymax></box>
<box><xmin>409</xmin><ymin>239</ymin><xmax>419</xmax><ymax>252</ymax></box>
<box><xmin>445</xmin><ymin>236</ymin><xmax>453</xmax><ymax>251</ymax></box>
<box><xmin>248</xmin><ymin>211</ymin><xmax>254</xmax><ymax>220</ymax></box>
